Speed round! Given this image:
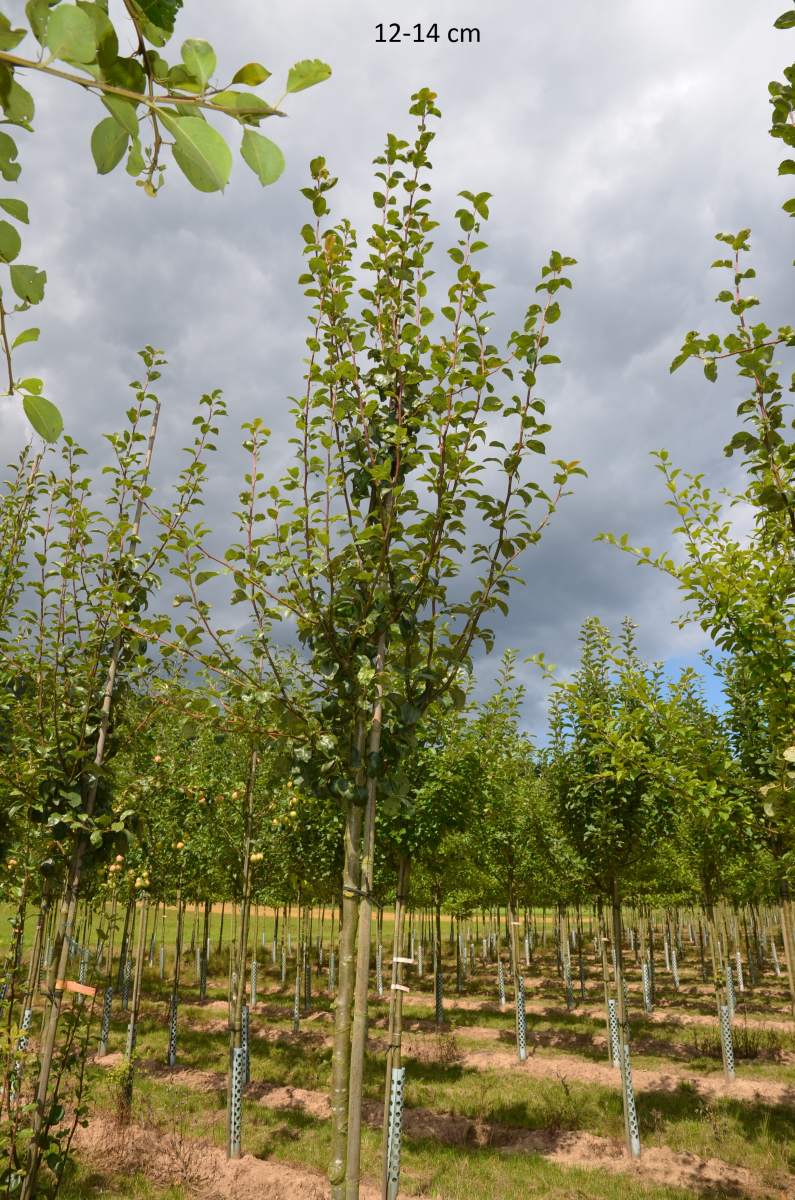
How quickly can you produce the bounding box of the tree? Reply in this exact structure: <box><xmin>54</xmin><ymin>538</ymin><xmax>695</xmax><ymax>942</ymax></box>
<box><xmin>164</xmin><ymin>89</ymin><xmax>583</xmax><ymax>1199</ymax></box>
<box><xmin>548</xmin><ymin>617</ymin><xmax>686</xmax><ymax>1157</ymax></box>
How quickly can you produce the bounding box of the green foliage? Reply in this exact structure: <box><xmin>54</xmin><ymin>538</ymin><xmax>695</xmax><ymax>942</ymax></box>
<box><xmin>0</xmin><ymin>2</ymin><xmax>331</xmax><ymax>440</ymax></box>
<box><xmin>771</xmin><ymin>5</ymin><xmax>795</xmax><ymax>214</ymax></box>
<box><xmin>548</xmin><ymin>619</ymin><xmax>689</xmax><ymax>898</ymax></box>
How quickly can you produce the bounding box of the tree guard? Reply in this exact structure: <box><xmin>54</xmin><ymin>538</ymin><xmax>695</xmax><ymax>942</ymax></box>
<box><xmin>98</xmin><ymin>986</ymin><xmax>113</xmax><ymax>1057</ymax></box>
<box><xmin>607</xmin><ymin>998</ymin><xmax>621</xmax><ymax>1069</ymax></box>
<box><xmin>167</xmin><ymin>992</ymin><xmax>179</xmax><ymax>1068</ymax></box>
<box><xmin>229</xmin><ymin>1045</ymin><xmax>244</xmax><ymax>1159</ymax></box>
<box><xmin>385</xmin><ymin>1065</ymin><xmax>406</xmax><ymax>1200</ymax></box>
<box><xmin>516</xmin><ymin>976</ymin><xmax>528</xmax><ymax>1062</ymax></box>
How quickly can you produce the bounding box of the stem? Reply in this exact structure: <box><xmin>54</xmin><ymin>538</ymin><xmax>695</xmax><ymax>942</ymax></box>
<box><xmin>328</xmin><ymin>793</ymin><xmax>363</xmax><ymax>1198</ymax></box>
<box><xmin>380</xmin><ymin>855</ymin><xmax>410</xmax><ymax>1198</ymax></box>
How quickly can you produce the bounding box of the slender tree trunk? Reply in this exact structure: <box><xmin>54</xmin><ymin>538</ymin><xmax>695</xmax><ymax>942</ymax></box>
<box><xmin>217</xmin><ymin>899</ymin><xmax>225</xmax><ymax>955</ymax></box>
<box><xmin>227</xmin><ymin>747</ymin><xmax>258</xmax><ymax>1159</ymax></box>
<box><xmin>121</xmin><ymin>894</ymin><xmax>149</xmax><ymax>1122</ymax></box>
<box><xmin>328</xmin><ymin>796</ymin><xmax>363</xmax><ymax>1198</ymax></box>
<box><xmin>611</xmin><ymin>879</ymin><xmax>639</xmax><ymax>1158</ymax></box>
<box><xmin>381</xmin><ymin>855</ymin><xmax>411</xmax><ymax>1200</ymax></box>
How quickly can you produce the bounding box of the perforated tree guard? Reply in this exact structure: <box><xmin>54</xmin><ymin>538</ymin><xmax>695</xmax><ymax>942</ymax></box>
<box><xmin>772</xmin><ymin>939</ymin><xmax>781</xmax><ymax>977</ymax></box>
<box><xmin>435</xmin><ymin>972</ymin><xmax>444</xmax><ymax>1026</ymax></box>
<box><xmin>229</xmin><ymin>1046</ymin><xmax>244</xmax><ymax>1157</ymax></box>
<box><xmin>664</xmin><ymin>937</ymin><xmax>671</xmax><ymax>972</ymax></box>
<box><xmin>386</xmin><ymin>1065</ymin><xmax>406</xmax><ymax>1200</ymax></box>
<box><xmin>622</xmin><ymin>1043</ymin><xmax>641</xmax><ymax>1158</ymax></box>
<box><xmin>417</xmin><ymin>943</ymin><xmax>424</xmax><ymax>978</ymax></box>
<box><xmin>329</xmin><ymin>949</ymin><xmax>336</xmax><ymax>994</ymax></box>
<box><xmin>99</xmin><ymin>987</ymin><xmax>113</xmax><ymax>1056</ymax></box>
<box><xmin>720</xmin><ymin>1004</ymin><xmax>735</xmax><ymax>1080</ymax></box>
<box><xmin>17</xmin><ymin>1006</ymin><xmax>32</xmax><ymax>1053</ymax></box>
<box><xmin>497</xmin><ymin>958</ymin><xmax>507</xmax><ymax>1009</ymax></box>
<box><xmin>293</xmin><ymin>971</ymin><xmax>300</xmax><ymax>1033</ymax></box>
<box><xmin>641</xmin><ymin>961</ymin><xmax>652</xmax><ymax>1013</ymax></box>
<box><xmin>376</xmin><ymin>943</ymin><xmax>384</xmax><ymax>997</ymax></box>
<box><xmin>242</xmin><ymin>1003</ymin><xmax>250</xmax><ymax>1084</ymax></box>
<box><xmin>735</xmin><ymin>950</ymin><xmax>745</xmax><ymax>993</ymax></box>
<box><xmin>607</xmin><ymin>999</ymin><xmax>621</xmax><ymax>1069</ymax></box>
<box><xmin>671</xmin><ymin>949</ymin><xmax>680</xmax><ymax>990</ymax></box>
<box><xmin>563</xmin><ymin>956</ymin><xmax>574</xmax><ymax>1010</ymax></box>
<box><xmin>280</xmin><ymin>946</ymin><xmax>287</xmax><ymax>985</ymax></box>
<box><xmin>121</xmin><ymin>956</ymin><xmax>132</xmax><ymax>1011</ymax></box>
<box><xmin>251</xmin><ymin>960</ymin><xmax>258</xmax><ymax>1007</ymax></box>
<box><xmin>159</xmin><ymin>946</ymin><xmax>165</xmax><ymax>979</ymax></box>
<box><xmin>524</xmin><ymin>935</ymin><xmax>530</xmax><ymax>966</ymax></box>
<box><xmin>167</xmin><ymin>993</ymin><xmax>179</xmax><ymax>1067</ymax></box>
<box><xmin>517</xmin><ymin>976</ymin><xmax>528</xmax><ymax>1062</ymax></box>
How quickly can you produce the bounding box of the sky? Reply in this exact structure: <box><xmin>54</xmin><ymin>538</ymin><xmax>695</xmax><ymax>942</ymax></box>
<box><xmin>1</xmin><ymin>0</ymin><xmax>790</xmax><ymax>735</ymax></box>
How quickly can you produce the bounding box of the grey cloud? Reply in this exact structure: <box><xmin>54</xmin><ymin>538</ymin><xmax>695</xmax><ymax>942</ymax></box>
<box><xmin>1</xmin><ymin>0</ymin><xmax>788</xmax><ymax>734</ymax></box>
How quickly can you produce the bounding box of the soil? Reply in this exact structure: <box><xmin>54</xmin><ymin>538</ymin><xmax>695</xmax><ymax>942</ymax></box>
<box><xmin>73</xmin><ymin>1111</ymin><xmax>383</xmax><ymax>1199</ymax></box>
<box><xmin>89</xmin><ymin>1057</ymin><xmax>792</xmax><ymax>1197</ymax></box>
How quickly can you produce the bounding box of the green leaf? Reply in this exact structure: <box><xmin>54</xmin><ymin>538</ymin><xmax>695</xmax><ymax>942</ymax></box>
<box><xmin>129</xmin><ymin>0</ymin><xmax>183</xmax><ymax>42</ymax></box>
<box><xmin>0</xmin><ymin>219</ymin><xmax>21</xmax><ymax>263</ymax></box>
<box><xmin>101</xmin><ymin>95</ymin><xmax>139</xmax><ymax>137</ymax></box>
<box><xmin>285</xmin><ymin>59</ymin><xmax>332</xmax><ymax>94</ymax></box>
<box><xmin>23</xmin><ymin>394</ymin><xmax>63</xmax><ymax>442</ymax></box>
<box><xmin>90</xmin><ymin>117</ymin><xmax>129</xmax><ymax>174</ymax></box>
<box><xmin>126</xmin><ymin>136</ymin><xmax>145</xmax><ymax>177</ymax></box>
<box><xmin>232</xmin><ymin>62</ymin><xmax>271</xmax><ymax>86</ymax></box>
<box><xmin>159</xmin><ymin>113</ymin><xmax>232</xmax><ymax>192</ymax></box>
<box><xmin>25</xmin><ymin>0</ymin><xmax>51</xmax><ymax>43</ymax></box>
<box><xmin>0</xmin><ymin>131</ymin><xmax>20</xmax><ymax>181</ymax></box>
<box><xmin>779</xmin><ymin>159</ymin><xmax>795</xmax><ymax>175</ymax></box>
<box><xmin>46</xmin><ymin>5</ymin><xmax>97</xmax><ymax>64</ymax></box>
<box><xmin>181</xmin><ymin>38</ymin><xmax>216</xmax><ymax>87</ymax></box>
<box><xmin>0</xmin><ymin>15</ymin><xmax>25</xmax><ymax>51</ymax></box>
<box><xmin>12</xmin><ymin>326</ymin><xmax>39</xmax><ymax>348</ymax></box>
<box><xmin>0</xmin><ymin>198</ymin><xmax>28</xmax><ymax>223</ymax></box>
<box><xmin>774</xmin><ymin>10</ymin><xmax>795</xmax><ymax>27</ymax></box>
<box><xmin>0</xmin><ymin>72</ymin><xmax>34</xmax><ymax>125</ymax></box>
<box><xmin>78</xmin><ymin>2</ymin><xmax>118</xmax><ymax>67</ymax></box>
<box><xmin>10</xmin><ymin>264</ymin><xmax>46</xmax><ymax>304</ymax></box>
<box><xmin>240</xmin><ymin>128</ymin><xmax>285</xmax><ymax>187</ymax></box>
<box><xmin>211</xmin><ymin>91</ymin><xmax>280</xmax><ymax>120</ymax></box>
<box><xmin>104</xmin><ymin>55</ymin><xmax>146</xmax><ymax>94</ymax></box>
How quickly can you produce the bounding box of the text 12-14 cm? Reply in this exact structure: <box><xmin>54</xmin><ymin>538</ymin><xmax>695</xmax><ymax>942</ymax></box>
<box><xmin>376</xmin><ymin>23</ymin><xmax>481</xmax><ymax>44</ymax></box>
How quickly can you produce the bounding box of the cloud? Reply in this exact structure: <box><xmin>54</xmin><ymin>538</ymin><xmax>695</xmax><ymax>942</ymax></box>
<box><xmin>0</xmin><ymin>0</ymin><xmax>788</xmax><ymax>735</ymax></box>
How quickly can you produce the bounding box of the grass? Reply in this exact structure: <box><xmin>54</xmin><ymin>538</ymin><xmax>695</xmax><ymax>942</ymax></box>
<box><xmin>7</xmin><ymin>904</ymin><xmax>795</xmax><ymax>1198</ymax></box>
<box><xmin>83</xmin><ymin>1069</ymin><xmax>789</xmax><ymax>1200</ymax></box>
<box><xmin>86</xmin><ymin>997</ymin><xmax>795</xmax><ymax>1185</ymax></box>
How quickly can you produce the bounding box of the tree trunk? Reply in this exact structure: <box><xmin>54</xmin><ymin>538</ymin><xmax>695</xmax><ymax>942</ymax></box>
<box><xmin>380</xmin><ymin>855</ymin><xmax>411</xmax><ymax>1200</ymax></box>
<box><xmin>121</xmin><ymin>894</ymin><xmax>149</xmax><ymax>1122</ymax></box>
<box><xmin>227</xmin><ymin>747</ymin><xmax>258</xmax><ymax>1159</ymax></box>
<box><xmin>328</xmin><ymin>797</ymin><xmax>363</xmax><ymax>1198</ymax></box>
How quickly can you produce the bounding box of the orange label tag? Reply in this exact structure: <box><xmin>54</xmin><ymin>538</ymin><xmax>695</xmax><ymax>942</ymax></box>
<box><xmin>55</xmin><ymin>979</ymin><xmax>97</xmax><ymax>998</ymax></box>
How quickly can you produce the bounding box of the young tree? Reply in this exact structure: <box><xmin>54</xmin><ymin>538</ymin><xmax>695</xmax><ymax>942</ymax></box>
<box><xmin>170</xmin><ymin>89</ymin><xmax>583</xmax><ymax>1199</ymax></box>
<box><xmin>548</xmin><ymin>617</ymin><xmax>686</xmax><ymax>1157</ymax></box>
